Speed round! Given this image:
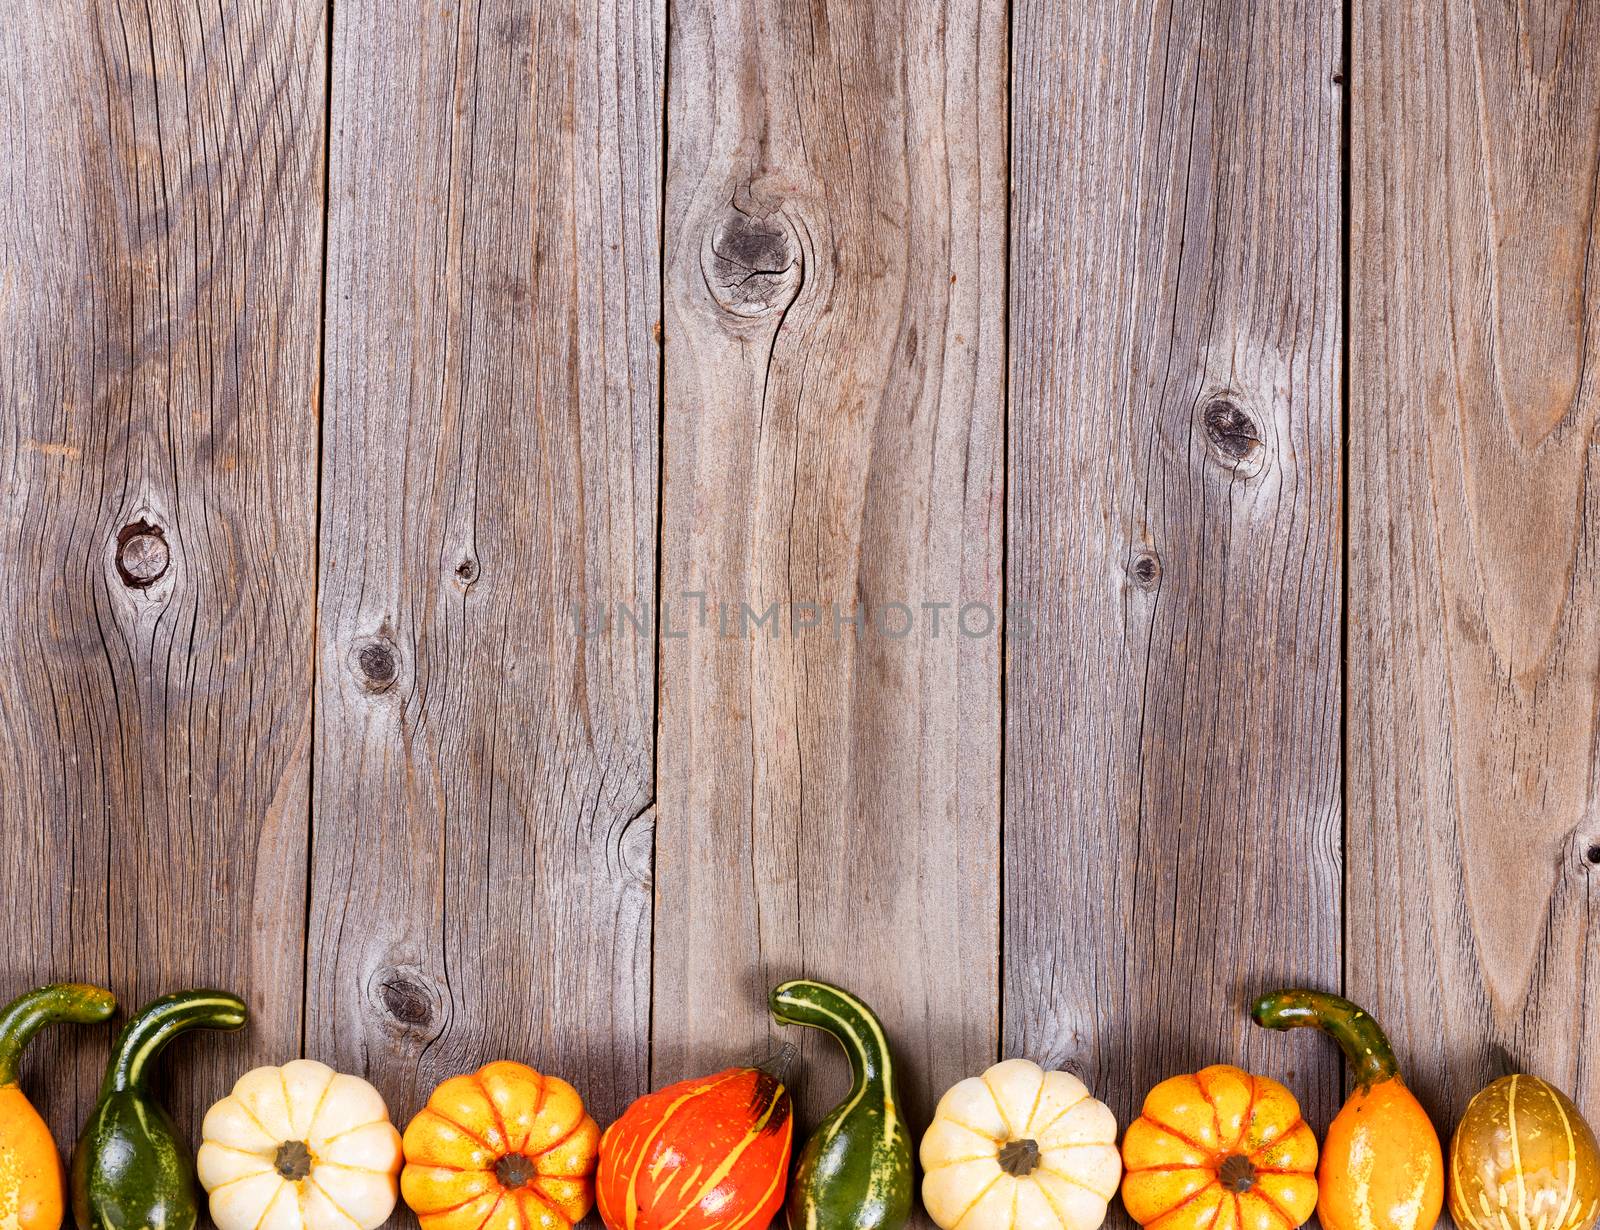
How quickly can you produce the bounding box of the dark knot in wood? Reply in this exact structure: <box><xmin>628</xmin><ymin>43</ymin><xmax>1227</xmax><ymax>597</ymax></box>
<box><xmin>702</xmin><ymin>207</ymin><xmax>802</xmax><ymax>318</ymax></box>
<box><xmin>1129</xmin><ymin>550</ymin><xmax>1161</xmax><ymax>590</ymax></box>
<box><xmin>1201</xmin><ymin>396</ymin><xmax>1265</xmax><ymax>474</ymax></box>
<box><xmin>115</xmin><ymin>521</ymin><xmax>169</xmax><ymax>588</ymax></box>
<box><xmin>454</xmin><ymin>555</ymin><xmax>480</xmax><ymax>586</ymax></box>
<box><xmin>372</xmin><ymin>967</ymin><xmax>437</xmax><ymax>1028</ymax></box>
<box><xmin>353</xmin><ymin>637</ymin><xmax>399</xmax><ymax>692</ymax></box>
<box><xmin>614</xmin><ymin>805</ymin><xmax>655</xmax><ymax>889</ymax></box>
<box><xmin>1586</xmin><ymin>844</ymin><xmax>1600</xmax><ymax>866</ymax></box>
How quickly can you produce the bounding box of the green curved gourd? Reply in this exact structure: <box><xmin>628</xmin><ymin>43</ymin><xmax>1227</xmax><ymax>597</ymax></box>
<box><xmin>0</xmin><ymin>983</ymin><xmax>118</xmax><ymax>1087</ymax></box>
<box><xmin>71</xmin><ymin>990</ymin><xmax>247</xmax><ymax>1230</ymax></box>
<box><xmin>1251</xmin><ymin>987</ymin><xmax>1398</xmax><ymax>1090</ymax></box>
<box><xmin>769</xmin><ymin>979</ymin><xmax>912</xmax><ymax>1230</ymax></box>
<box><xmin>0</xmin><ymin>985</ymin><xmax>116</xmax><ymax>1230</ymax></box>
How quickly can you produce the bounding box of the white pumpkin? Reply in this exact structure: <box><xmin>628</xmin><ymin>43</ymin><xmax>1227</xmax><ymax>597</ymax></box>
<box><xmin>197</xmin><ymin>1059</ymin><xmax>403</xmax><ymax>1230</ymax></box>
<box><xmin>921</xmin><ymin>1058</ymin><xmax>1122</xmax><ymax>1230</ymax></box>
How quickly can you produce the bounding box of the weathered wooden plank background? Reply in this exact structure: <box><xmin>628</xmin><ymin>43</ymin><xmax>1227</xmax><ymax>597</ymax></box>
<box><xmin>652</xmin><ymin>0</ymin><xmax>1004</xmax><ymax>1138</ymax></box>
<box><xmin>1007</xmin><ymin>0</ymin><xmax>1343</xmax><ymax>1145</ymax></box>
<box><xmin>0</xmin><ymin>0</ymin><xmax>324</xmax><ymax>1152</ymax></box>
<box><xmin>310</xmin><ymin>0</ymin><xmax>661</xmax><ymax>1135</ymax></box>
<box><xmin>1347</xmin><ymin>0</ymin><xmax>1600</xmax><ymax>1133</ymax></box>
<box><xmin>2</xmin><ymin>2</ymin><xmax>1597</xmax><ymax>1230</ymax></box>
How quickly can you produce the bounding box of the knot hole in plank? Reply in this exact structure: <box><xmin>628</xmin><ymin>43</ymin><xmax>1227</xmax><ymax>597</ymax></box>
<box><xmin>1200</xmin><ymin>394</ymin><xmax>1266</xmax><ymax>477</ymax></box>
<box><xmin>115</xmin><ymin>520</ymin><xmax>170</xmax><ymax>589</ymax></box>
<box><xmin>701</xmin><ymin>205</ymin><xmax>802</xmax><ymax>319</ymax></box>
<box><xmin>368</xmin><ymin>965</ymin><xmax>443</xmax><ymax>1034</ymax></box>
<box><xmin>351</xmin><ymin>634</ymin><xmax>401</xmax><ymax>693</ymax></box>
<box><xmin>1128</xmin><ymin>550</ymin><xmax>1162</xmax><ymax>591</ymax></box>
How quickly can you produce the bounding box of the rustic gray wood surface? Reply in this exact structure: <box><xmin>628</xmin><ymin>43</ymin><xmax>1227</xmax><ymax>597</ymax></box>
<box><xmin>0</xmin><ymin>0</ymin><xmax>324</xmax><ymax>1149</ymax></box>
<box><xmin>1347</xmin><ymin>0</ymin><xmax>1600</xmax><ymax>1130</ymax></box>
<box><xmin>308</xmin><ymin>0</ymin><xmax>663</xmax><ymax>1133</ymax></box>
<box><xmin>1007</xmin><ymin>0</ymin><xmax>1345</xmax><ymax>1168</ymax></box>
<box><xmin>1</xmin><ymin>0</ymin><xmax>1598</xmax><ymax>1228</ymax></box>
<box><xmin>650</xmin><ymin>0</ymin><xmax>1005</xmax><ymax>1149</ymax></box>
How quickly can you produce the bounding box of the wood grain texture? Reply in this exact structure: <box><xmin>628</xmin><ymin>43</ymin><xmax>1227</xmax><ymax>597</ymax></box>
<box><xmin>309</xmin><ymin>0</ymin><xmax>662</xmax><ymax>1135</ymax></box>
<box><xmin>0</xmin><ymin>0</ymin><xmax>323</xmax><ymax>1143</ymax></box>
<box><xmin>651</xmin><ymin>0</ymin><xmax>1007</xmax><ymax>1154</ymax></box>
<box><xmin>1348</xmin><ymin>0</ymin><xmax>1600</xmax><ymax>1127</ymax></box>
<box><xmin>1006</xmin><ymin>0</ymin><xmax>1344</xmax><ymax>1149</ymax></box>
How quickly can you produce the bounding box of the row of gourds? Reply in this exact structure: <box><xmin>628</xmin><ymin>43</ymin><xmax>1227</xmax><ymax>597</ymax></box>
<box><xmin>2</xmin><ymin>978</ymin><xmax>1597</xmax><ymax>1230</ymax></box>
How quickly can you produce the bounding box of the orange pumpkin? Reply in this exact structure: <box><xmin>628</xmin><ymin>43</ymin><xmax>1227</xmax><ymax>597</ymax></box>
<box><xmin>1254</xmin><ymin>990</ymin><xmax>1443</xmax><ymax>1230</ymax></box>
<box><xmin>1121</xmin><ymin>1064</ymin><xmax>1319</xmax><ymax>1230</ymax></box>
<box><xmin>0</xmin><ymin>984</ymin><xmax>116</xmax><ymax>1230</ymax></box>
<box><xmin>401</xmin><ymin>1061</ymin><xmax>599</xmax><ymax>1230</ymax></box>
<box><xmin>596</xmin><ymin>1066</ymin><xmax>792</xmax><ymax>1230</ymax></box>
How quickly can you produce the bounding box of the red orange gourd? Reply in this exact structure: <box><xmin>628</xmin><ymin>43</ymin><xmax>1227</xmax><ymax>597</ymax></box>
<box><xmin>596</xmin><ymin>1064</ymin><xmax>792</xmax><ymax>1230</ymax></box>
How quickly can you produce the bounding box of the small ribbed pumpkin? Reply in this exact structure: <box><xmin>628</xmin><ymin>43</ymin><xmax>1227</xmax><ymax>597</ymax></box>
<box><xmin>1121</xmin><ymin>1065</ymin><xmax>1319</xmax><ymax>1230</ymax></box>
<box><xmin>401</xmin><ymin>1061</ymin><xmax>599</xmax><ymax>1230</ymax></box>
<box><xmin>921</xmin><ymin>1058</ymin><xmax>1121</xmax><ymax>1230</ymax></box>
<box><xmin>595</xmin><ymin>1066</ymin><xmax>792</xmax><ymax>1230</ymax></box>
<box><xmin>1449</xmin><ymin>1075</ymin><xmax>1600</xmax><ymax>1230</ymax></box>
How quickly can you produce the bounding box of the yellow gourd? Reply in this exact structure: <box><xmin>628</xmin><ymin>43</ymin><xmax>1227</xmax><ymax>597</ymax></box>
<box><xmin>1449</xmin><ymin>1075</ymin><xmax>1600</xmax><ymax>1230</ymax></box>
<box><xmin>0</xmin><ymin>985</ymin><xmax>116</xmax><ymax>1230</ymax></box>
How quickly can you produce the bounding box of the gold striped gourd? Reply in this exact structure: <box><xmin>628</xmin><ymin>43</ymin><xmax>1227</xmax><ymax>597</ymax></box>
<box><xmin>1448</xmin><ymin>1074</ymin><xmax>1600</xmax><ymax>1230</ymax></box>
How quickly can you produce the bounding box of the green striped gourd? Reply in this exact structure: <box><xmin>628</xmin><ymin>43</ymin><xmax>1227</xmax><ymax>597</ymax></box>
<box><xmin>71</xmin><ymin>990</ymin><xmax>248</xmax><ymax>1230</ymax></box>
<box><xmin>769</xmin><ymin>979</ymin><xmax>912</xmax><ymax>1230</ymax></box>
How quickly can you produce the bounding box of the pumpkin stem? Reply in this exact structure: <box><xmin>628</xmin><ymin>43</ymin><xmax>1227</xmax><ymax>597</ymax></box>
<box><xmin>274</xmin><ymin>1140</ymin><xmax>312</xmax><ymax>1181</ymax></box>
<box><xmin>998</xmin><ymin>1138</ymin><xmax>1041</xmax><ymax>1177</ymax></box>
<box><xmin>1218</xmin><ymin>1154</ymin><xmax>1257</xmax><ymax>1193</ymax></box>
<box><xmin>1251</xmin><ymin>988</ymin><xmax>1399</xmax><ymax>1091</ymax></box>
<box><xmin>496</xmin><ymin>1153</ymin><xmax>536</xmax><ymax>1189</ymax></box>
<box><xmin>747</xmin><ymin>1046</ymin><xmax>796</xmax><ymax>1136</ymax></box>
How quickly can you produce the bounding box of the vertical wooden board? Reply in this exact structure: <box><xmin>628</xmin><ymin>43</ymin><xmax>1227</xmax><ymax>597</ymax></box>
<box><xmin>0</xmin><ymin>0</ymin><xmax>322</xmax><ymax>1139</ymax></box>
<box><xmin>1349</xmin><ymin>0</ymin><xmax>1600</xmax><ymax>1125</ymax></box>
<box><xmin>1007</xmin><ymin>0</ymin><xmax>1344</xmax><ymax>1141</ymax></box>
<box><xmin>653</xmin><ymin>0</ymin><xmax>1006</xmax><ymax>1146</ymax></box>
<box><xmin>310</xmin><ymin>0</ymin><xmax>662</xmax><ymax>1131</ymax></box>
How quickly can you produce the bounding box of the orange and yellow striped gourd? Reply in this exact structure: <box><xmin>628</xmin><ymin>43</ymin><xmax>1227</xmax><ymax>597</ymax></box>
<box><xmin>595</xmin><ymin>1065</ymin><xmax>792</xmax><ymax>1230</ymax></box>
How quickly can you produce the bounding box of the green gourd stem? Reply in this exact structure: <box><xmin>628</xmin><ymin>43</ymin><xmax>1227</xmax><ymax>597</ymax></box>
<box><xmin>770</xmin><ymin>979</ymin><xmax>891</xmax><ymax>1092</ymax></box>
<box><xmin>0</xmin><ymin>983</ymin><xmax>117</xmax><ymax>1085</ymax></box>
<box><xmin>1251</xmin><ymin>988</ymin><xmax>1398</xmax><ymax>1091</ymax></box>
<box><xmin>102</xmin><ymin>990</ymin><xmax>247</xmax><ymax>1095</ymax></box>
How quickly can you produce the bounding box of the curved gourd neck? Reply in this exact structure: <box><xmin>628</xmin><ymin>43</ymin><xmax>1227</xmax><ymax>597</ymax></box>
<box><xmin>0</xmin><ymin>983</ymin><xmax>117</xmax><ymax>1085</ymax></box>
<box><xmin>103</xmin><ymin>991</ymin><xmax>247</xmax><ymax>1095</ymax></box>
<box><xmin>1251</xmin><ymin>988</ymin><xmax>1398</xmax><ymax>1090</ymax></box>
<box><xmin>770</xmin><ymin>979</ymin><xmax>892</xmax><ymax>1093</ymax></box>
